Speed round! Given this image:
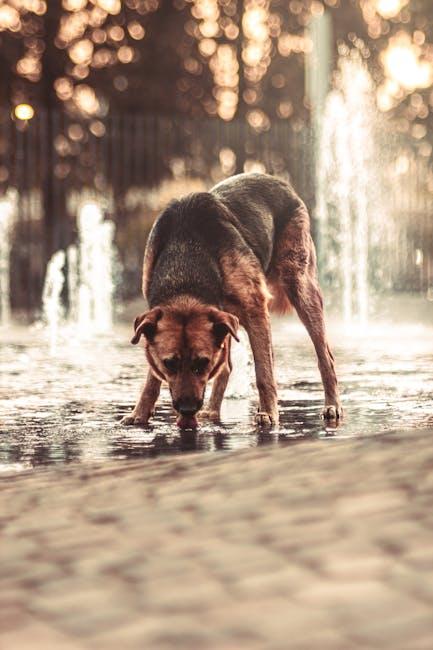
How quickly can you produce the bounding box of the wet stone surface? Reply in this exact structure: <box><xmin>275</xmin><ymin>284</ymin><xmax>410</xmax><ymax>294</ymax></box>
<box><xmin>1</xmin><ymin>317</ymin><xmax>432</xmax><ymax>470</ymax></box>
<box><xmin>1</xmin><ymin>429</ymin><xmax>433</xmax><ymax>649</ymax></box>
<box><xmin>1</xmin><ymin>315</ymin><xmax>433</xmax><ymax>648</ymax></box>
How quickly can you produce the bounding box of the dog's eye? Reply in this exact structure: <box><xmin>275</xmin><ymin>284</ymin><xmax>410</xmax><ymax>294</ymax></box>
<box><xmin>191</xmin><ymin>357</ymin><xmax>209</xmax><ymax>375</ymax></box>
<box><xmin>163</xmin><ymin>357</ymin><xmax>179</xmax><ymax>373</ymax></box>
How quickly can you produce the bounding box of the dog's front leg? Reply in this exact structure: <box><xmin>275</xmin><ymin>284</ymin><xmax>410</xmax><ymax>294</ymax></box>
<box><xmin>201</xmin><ymin>339</ymin><xmax>232</xmax><ymax>421</ymax></box>
<box><xmin>201</xmin><ymin>363</ymin><xmax>231</xmax><ymax>421</ymax></box>
<box><xmin>121</xmin><ymin>369</ymin><xmax>161</xmax><ymax>425</ymax></box>
<box><xmin>246</xmin><ymin>312</ymin><xmax>279</xmax><ymax>426</ymax></box>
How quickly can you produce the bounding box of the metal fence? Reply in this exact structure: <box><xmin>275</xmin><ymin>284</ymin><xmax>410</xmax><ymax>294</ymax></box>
<box><xmin>0</xmin><ymin>108</ymin><xmax>432</xmax><ymax>315</ymax></box>
<box><xmin>0</xmin><ymin>110</ymin><xmax>314</xmax><ymax>313</ymax></box>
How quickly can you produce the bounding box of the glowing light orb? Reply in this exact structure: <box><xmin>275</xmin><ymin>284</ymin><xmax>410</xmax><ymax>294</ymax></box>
<box><xmin>375</xmin><ymin>0</ymin><xmax>408</xmax><ymax>19</ymax></box>
<box><xmin>381</xmin><ymin>33</ymin><xmax>433</xmax><ymax>91</ymax></box>
<box><xmin>14</xmin><ymin>104</ymin><xmax>35</xmax><ymax>121</ymax></box>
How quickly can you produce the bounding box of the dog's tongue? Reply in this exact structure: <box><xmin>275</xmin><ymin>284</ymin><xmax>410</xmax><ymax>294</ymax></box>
<box><xmin>177</xmin><ymin>414</ymin><xmax>198</xmax><ymax>429</ymax></box>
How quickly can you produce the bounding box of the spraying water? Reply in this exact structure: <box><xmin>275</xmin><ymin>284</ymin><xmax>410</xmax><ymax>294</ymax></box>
<box><xmin>73</xmin><ymin>201</ymin><xmax>115</xmax><ymax>335</ymax></box>
<box><xmin>66</xmin><ymin>244</ymin><xmax>79</xmax><ymax>325</ymax></box>
<box><xmin>42</xmin><ymin>250</ymin><xmax>66</xmax><ymax>353</ymax></box>
<box><xmin>42</xmin><ymin>200</ymin><xmax>116</xmax><ymax>349</ymax></box>
<box><xmin>0</xmin><ymin>191</ymin><xmax>17</xmax><ymax>327</ymax></box>
<box><xmin>316</xmin><ymin>53</ymin><xmax>377</xmax><ymax>324</ymax></box>
<box><xmin>226</xmin><ymin>328</ymin><xmax>253</xmax><ymax>398</ymax></box>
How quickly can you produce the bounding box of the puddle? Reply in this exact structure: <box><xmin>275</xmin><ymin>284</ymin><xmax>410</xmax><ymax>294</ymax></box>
<box><xmin>0</xmin><ymin>318</ymin><xmax>432</xmax><ymax>469</ymax></box>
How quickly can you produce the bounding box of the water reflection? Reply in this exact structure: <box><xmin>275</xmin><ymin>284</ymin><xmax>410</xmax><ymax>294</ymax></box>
<box><xmin>0</xmin><ymin>318</ymin><xmax>432</xmax><ymax>469</ymax></box>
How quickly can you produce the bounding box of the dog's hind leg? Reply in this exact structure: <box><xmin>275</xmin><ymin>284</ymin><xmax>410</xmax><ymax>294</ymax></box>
<box><xmin>276</xmin><ymin>208</ymin><xmax>341</xmax><ymax>420</ymax></box>
<box><xmin>220</xmin><ymin>251</ymin><xmax>278</xmax><ymax>426</ymax></box>
<box><xmin>288</xmin><ymin>275</ymin><xmax>341</xmax><ymax>420</ymax></box>
<box><xmin>121</xmin><ymin>370</ymin><xmax>161</xmax><ymax>425</ymax></box>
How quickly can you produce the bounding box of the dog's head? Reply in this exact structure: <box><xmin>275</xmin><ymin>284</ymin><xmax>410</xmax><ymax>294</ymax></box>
<box><xmin>131</xmin><ymin>303</ymin><xmax>239</xmax><ymax>426</ymax></box>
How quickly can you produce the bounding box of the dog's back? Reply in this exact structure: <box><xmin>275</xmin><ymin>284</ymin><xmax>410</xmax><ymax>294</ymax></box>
<box><xmin>145</xmin><ymin>173</ymin><xmax>304</xmax><ymax>307</ymax></box>
<box><xmin>211</xmin><ymin>172</ymin><xmax>302</xmax><ymax>248</ymax></box>
<box><xmin>145</xmin><ymin>193</ymin><xmax>224</xmax><ymax>307</ymax></box>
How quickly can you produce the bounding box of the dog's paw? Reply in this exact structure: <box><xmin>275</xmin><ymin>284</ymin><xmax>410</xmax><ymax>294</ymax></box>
<box><xmin>255</xmin><ymin>410</ymin><xmax>278</xmax><ymax>427</ymax></box>
<box><xmin>120</xmin><ymin>413</ymin><xmax>150</xmax><ymax>426</ymax></box>
<box><xmin>199</xmin><ymin>409</ymin><xmax>220</xmax><ymax>422</ymax></box>
<box><xmin>322</xmin><ymin>404</ymin><xmax>343</xmax><ymax>421</ymax></box>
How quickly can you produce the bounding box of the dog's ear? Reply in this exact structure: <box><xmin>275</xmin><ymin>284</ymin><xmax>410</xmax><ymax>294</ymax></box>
<box><xmin>131</xmin><ymin>307</ymin><xmax>162</xmax><ymax>344</ymax></box>
<box><xmin>208</xmin><ymin>308</ymin><xmax>240</xmax><ymax>346</ymax></box>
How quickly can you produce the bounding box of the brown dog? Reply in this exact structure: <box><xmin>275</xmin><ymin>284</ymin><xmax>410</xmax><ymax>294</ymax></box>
<box><xmin>121</xmin><ymin>172</ymin><xmax>341</xmax><ymax>428</ymax></box>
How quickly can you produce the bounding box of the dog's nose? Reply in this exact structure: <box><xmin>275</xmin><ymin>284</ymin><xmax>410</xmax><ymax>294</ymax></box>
<box><xmin>174</xmin><ymin>398</ymin><xmax>202</xmax><ymax>416</ymax></box>
<box><xmin>179</xmin><ymin>407</ymin><xmax>198</xmax><ymax>417</ymax></box>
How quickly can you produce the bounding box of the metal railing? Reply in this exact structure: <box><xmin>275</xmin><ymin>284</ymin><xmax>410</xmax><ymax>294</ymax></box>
<box><xmin>0</xmin><ymin>110</ymin><xmax>313</xmax><ymax>313</ymax></box>
<box><xmin>0</xmin><ymin>109</ymin><xmax>432</xmax><ymax>315</ymax></box>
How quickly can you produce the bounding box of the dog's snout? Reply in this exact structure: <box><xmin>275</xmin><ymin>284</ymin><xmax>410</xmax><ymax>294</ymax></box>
<box><xmin>179</xmin><ymin>407</ymin><xmax>197</xmax><ymax>416</ymax></box>
<box><xmin>174</xmin><ymin>398</ymin><xmax>203</xmax><ymax>416</ymax></box>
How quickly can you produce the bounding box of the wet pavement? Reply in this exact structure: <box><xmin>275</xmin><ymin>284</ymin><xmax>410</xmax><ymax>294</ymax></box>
<box><xmin>1</xmin><ymin>426</ymin><xmax>433</xmax><ymax>649</ymax></box>
<box><xmin>1</xmin><ymin>316</ymin><xmax>432</xmax><ymax>470</ymax></box>
<box><xmin>1</xmin><ymin>312</ymin><xmax>433</xmax><ymax>648</ymax></box>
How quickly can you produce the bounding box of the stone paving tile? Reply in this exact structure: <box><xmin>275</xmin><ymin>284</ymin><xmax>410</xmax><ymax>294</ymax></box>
<box><xmin>0</xmin><ymin>618</ymin><xmax>88</xmax><ymax>650</ymax></box>
<box><xmin>387</xmin><ymin>561</ymin><xmax>433</xmax><ymax>605</ymax></box>
<box><xmin>1</xmin><ymin>429</ymin><xmax>433</xmax><ymax>649</ymax></box>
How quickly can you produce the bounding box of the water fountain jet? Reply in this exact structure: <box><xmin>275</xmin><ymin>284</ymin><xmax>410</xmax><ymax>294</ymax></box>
<box><xmin>73</xmin><ymin>201</ymin><xmax>115</xmax><ymax>336</ymax></box>
<box><xmin>42</xmin><ymin>200</ymin><xmax>116</xmax><ymax>348</ymax></box>
<box><xmin>0</xmin><ymin>191</ymin><xmax>17</xmax><ymax>327</ymax></box>
<box><xmin>316</xmin><ymin>52</ymin><xmax>378</xmax><ymax>324</ymax></box>
<box><xmin>42</xmin><ymin>250</ymin><xmax>66</xmax><ymax>354</ymax></box>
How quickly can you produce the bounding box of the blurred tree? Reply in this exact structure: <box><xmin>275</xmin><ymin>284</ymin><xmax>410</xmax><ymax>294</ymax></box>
<box><xmin>0</xmin><ymin>0</ymin><xmax>432</xmax><ymax>182</ymax></box>
<box><xmin>0</xmin><ymin>2</ymin><xmax>432</xmax><ymax>126</ymax></box>
<box><xmin>0</xmin><ymin>1</ymin><xmax>353</xmax><ymax>120</ymax></box>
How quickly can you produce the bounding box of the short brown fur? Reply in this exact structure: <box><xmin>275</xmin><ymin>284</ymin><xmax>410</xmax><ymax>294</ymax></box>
<box><xmin>122</xmin><ymin>173</ymin><xmax>341</xmax><ymax>428</ymax></box>
<box><xmin>124</xmin><ymin>295</ymin><xmax>238</xmax><ymax>427</ymax></box>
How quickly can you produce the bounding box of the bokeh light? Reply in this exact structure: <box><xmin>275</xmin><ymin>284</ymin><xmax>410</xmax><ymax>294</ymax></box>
<box><xmin>378</xmin><ymin>32</ymin><xmax>433</xmax><ymax>111</ymax></box>
<box><xmin>375</xmin><ymin>0</ymin><xmax>408</xmax><ymax>20</ymax></box>
<box><xmin>69</xmin><ymin>39</ymin><xmax>94</xmax><ymax>65</ymax></box>
<box><xmin>14</xmin><ymin>104</ymin><xmax>35</xmax><ymax>120</ymax></box>
<box><xmin>0</xmin><ymin>0</ymin><xmax>431</xmax><ymax>130</ymax></box>
<box><xmin>73</xmin><ymin>84</ymin><xmax>100</xmax><ymax>115</ymax></box>
<box><xmin>210</xmin><ymin>44</ymin><xmax>239</xmax><ymax>120</ymax></box>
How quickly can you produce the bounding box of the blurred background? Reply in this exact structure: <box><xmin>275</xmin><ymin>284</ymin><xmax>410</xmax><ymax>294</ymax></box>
<box><xmin>0</xmin><ymin>0</ymin><xmax>432</xmax><ymax>324</ymax></box>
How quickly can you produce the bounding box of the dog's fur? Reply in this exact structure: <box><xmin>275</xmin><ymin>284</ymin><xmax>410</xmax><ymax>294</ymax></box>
<box><xmin>122</xmin><ymin>172</ymin><xmax>341</xmax><ymax>427</ymax></box>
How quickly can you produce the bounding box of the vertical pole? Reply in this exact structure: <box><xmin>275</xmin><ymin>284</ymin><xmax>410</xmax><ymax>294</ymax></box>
<box><xmin>305</xmin><ymin>12</ymin><xmax>333</xmax><ymax>271</ymax></box>
<box><xmin>305</xmin><ymin>12</ymin><xmax>332</xmax><ymax>136</ymax></box>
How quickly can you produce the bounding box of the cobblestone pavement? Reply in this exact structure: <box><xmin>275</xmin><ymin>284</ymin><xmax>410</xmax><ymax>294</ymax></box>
<box><xmin>1</xmin><ymin>427</ymin><xmax>433</xmax><ymax>650</ymax></box>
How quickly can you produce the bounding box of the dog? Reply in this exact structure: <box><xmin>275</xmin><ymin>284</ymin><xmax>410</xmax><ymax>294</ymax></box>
<box><xmin>121</xmin><ymin>172</ymin><xmax>341</xmax><ymax>428</ymax></box>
